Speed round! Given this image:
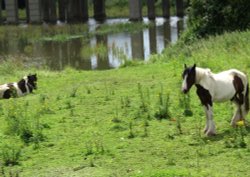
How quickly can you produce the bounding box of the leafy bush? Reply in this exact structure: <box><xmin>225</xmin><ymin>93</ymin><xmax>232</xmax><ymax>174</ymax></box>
<box><xmin>0</xmin><ymin>140</ymin><xmax>22</xmax><ymax>166</ymax></box>
<box><xmin>185</xmin><ymin>0</ymin><xmax>250</xmax><ymax>41</ymax></box>
<box><xmin>4</xmin><ymin>100</ymin><xmax>45</xmax><ymax>145</ymax></box>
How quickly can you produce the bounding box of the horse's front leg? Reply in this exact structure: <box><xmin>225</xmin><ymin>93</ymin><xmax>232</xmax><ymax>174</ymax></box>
<box><xmin>204</xmin><ymin>105</ymin><xmax>216</xmax><ymax>136</ymax></box>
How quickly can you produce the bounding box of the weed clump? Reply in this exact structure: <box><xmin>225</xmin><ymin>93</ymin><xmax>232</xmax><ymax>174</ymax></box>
<box><xmin>0</xmin><ymin>139</ymin><xmax>22</xmax><ymax>166</ymax></box>
<box><xmin>154</xmin><ymin>85</ymin><xmax>171</xmax><ymax>120</ymax></box>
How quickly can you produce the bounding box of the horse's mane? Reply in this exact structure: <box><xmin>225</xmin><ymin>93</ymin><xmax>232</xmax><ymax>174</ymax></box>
<box><xmin>195</xmin><ymin>67</ymin><xmax>214</xmax><ymax>82</ymax></box>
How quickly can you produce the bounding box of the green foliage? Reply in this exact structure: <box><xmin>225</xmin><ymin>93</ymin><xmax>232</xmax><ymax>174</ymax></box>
<box><xmin>179</xmin><ymin>93</ymin><xmax>193</xmax><ymax>116</ymax></box>
<box><xmin>0</xmin><ymin>139</ymin><xmax>22</xmax><ymax>166</ymax></box>
<box><xmin>224</xmin><ymin>126</ymin><xmax>248</xmax><ymax>148</ymax></box>
<box><xmin>154</xmin><ymin>85</ymin><xmax>171</xmax><ymax>120</ymax></box>
<box><xmin>185</xmin><ymin>0</ymin><xmax>250</xmax><ymax>41</ymax></box>
<box><xmin>4</xmin><ymin>100</ymin><xmax>45</xmax><ymax>145</ymax></box>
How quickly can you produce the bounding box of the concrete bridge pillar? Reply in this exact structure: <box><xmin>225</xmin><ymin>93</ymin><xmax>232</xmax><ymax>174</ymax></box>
<box><xmin>58</xmin><ymin>0</ymin><xmax>66</xmax><ymax>22</ymax></box>
<box><xmin>80</xmin><ymin>0</ymin><xmax>89</xmax><ymax>22</ymax></box>
<box><xmin>162</xmin><ymin>0</ymin><xmax>170</xmax><ymax>18</ymax></box>
<box><xmin>93</xmin><ymin>0</ymin><xmax>106</xmax><ymax>22</ymax></box>
<box><xmin>176</xmin><ymin>0</ymin><xmax>184</xmax><ymax>17</ymax></box>
<box><xmin>0</xmin><ymin>0</ymin><xmax>2</xmax><ymax>23</ymax></box>
<box><xmin>147</xmin><ymin>0</ymin><xmax>155</xmax><ymax>20</ymax></box>
<box><xmin>6</xmin><ymin>0</ymin><xmax>19</xmax><ymax>24</ymax></box>
<box><xmin>67</xmin><ymin>0</ymin><xmax>88</xmax><ymax>23</ymax></box>
<box><xmin>149</xmin><ymin>24</ymin><xmax>157</xmax><ymax>54</ymax></box>
<box><xmin>42</xmin><ymin>0</ymin><xmax>57</xmax><ymax>23</ymax></box>
<box><xmin>27</xmin><ymin>0</ymin><xmax>42</xmax><ymax>23</ymax></box>
<box><xmin>129</xmin><ymin>0</ymin><xmax>142</xmax><ymax>21</ymax></box>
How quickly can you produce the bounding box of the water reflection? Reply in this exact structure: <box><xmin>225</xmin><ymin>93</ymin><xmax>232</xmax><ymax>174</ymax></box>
<box><xmin>131</xmin><ymin>31</ymin><xmax>144</xmax><ymax>60</ymax></box>
<box><xmin>0</xmin><ymin>17</ymin><xmax>186</xmax><ymax>70</ymax></box>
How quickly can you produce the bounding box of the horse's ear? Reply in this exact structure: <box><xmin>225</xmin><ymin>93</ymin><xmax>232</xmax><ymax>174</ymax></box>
<box><xmin>184</xmin><ymin>64</ymin><xmax>187</xmax><ymax>69</ymax></box>
<box><xmin>193</xmin><ymin>64</ymin><xmax>196</xmax><ymax>68</ymax></box>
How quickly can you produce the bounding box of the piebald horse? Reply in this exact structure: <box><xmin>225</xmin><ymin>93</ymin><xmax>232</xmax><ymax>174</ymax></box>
<box><xmin>0</xmin><ymin>74</ymin><xmax>37</xmax><ymax>99</ymax></box>
<box><xmin>182</xmin><ymin>64</ymin><xmax>249</xmax><ymax>136</ymax></box>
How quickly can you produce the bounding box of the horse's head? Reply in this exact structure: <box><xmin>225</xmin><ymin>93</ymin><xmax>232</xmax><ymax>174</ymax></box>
<box><xmin>27</xmin><ymin>74</ymin><xmax>38</xmax><ymax>90</ymax></box>
<box><xmin>182</xmin><ymin>64</ymin><xmax>196</xmax><ymax>94</ymax></box>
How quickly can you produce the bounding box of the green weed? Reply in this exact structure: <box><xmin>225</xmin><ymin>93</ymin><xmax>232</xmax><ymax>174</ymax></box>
<box><xmin>0</xmin><ymin>140</ymin><xmax>22</xmax><ymax>166</ymax></box>
<box><xmin>128</xmin><ymin>122</ymin><xmax>135</xmax><ymax>139</ymax></box>
<box><xmin>154</xmin><ymin>85</ymin><xmax>171</xmax><ymax>120</ymax></box>
<box><xmin>179</xmin><ymin>93</ymin><xmax>193</xmax><ymax>117</ymax></box>
<box><xmin>224</xmin><ymin>126</ymin><xmax>248</xmax><ymax>148</ymax></box>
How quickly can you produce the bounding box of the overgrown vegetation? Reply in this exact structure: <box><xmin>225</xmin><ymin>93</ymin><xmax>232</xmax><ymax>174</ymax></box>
<box><xmin>0</xmin><ymin>29</ymin><xmax>250</xmax><ymax>176</ymax></box>
<box><xmin>184</xmin><ymin>0</ymin><xmax>250</xmax><ymax>41</ymax></box>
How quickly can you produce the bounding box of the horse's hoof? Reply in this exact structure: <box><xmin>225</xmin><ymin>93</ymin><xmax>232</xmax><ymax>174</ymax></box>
<box><xmin>203</xmin><ymin>128</ymin><xmax>208</xmax><ymax>134</ymax></box>
<box><xmin>206</xmin><ymin>131</ymin><xmax>216</xmax><ymax>136</ymax></box>
<box><xmin>231</xmin><ymin>123</ymin><xmax>236</xmax><ymax>128</ymax></box>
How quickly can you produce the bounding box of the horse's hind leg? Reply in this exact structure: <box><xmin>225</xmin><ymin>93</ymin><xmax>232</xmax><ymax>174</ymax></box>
<box><xmin>231</xmin><ymin>75</ymin><xmax>248</xmax><ymax>126</ymax></box>
<box><xmin>231</xmin><ymin>106</ymin><xmax>241</xmax><ymax>127</ymax></box>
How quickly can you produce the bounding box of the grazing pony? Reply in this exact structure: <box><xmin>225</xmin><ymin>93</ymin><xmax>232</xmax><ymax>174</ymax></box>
<box><xmin>181</xmin><ymin>64</ymin><xmax>249</xmax><ymax>136</ymax></box>
<box><xmin>0</xmin><ymin>74</ymin><xmax>37</xmax><ymax>99</ymax></box>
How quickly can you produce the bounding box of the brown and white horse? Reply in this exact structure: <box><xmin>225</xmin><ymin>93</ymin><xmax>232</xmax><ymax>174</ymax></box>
<box><xmin>0</xmin><ymin>74</ymin><xmax>37</xmax><ymax>99</ymax></box>
<box><xmin>182</xmin><ymin>64</ymin><xmax>249</xmax><ymax>136</ymax></box>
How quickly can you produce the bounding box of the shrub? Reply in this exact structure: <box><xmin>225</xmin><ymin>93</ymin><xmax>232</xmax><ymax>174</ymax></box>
<box><xmin>185</xmin><ymin>0</ymin><xmax>250</xmax><ymax>41</ymax></box>
<box><xmin>0</xmin><ymin>140</ymin><xmax>22</xmax><ymax>166</ymax></box>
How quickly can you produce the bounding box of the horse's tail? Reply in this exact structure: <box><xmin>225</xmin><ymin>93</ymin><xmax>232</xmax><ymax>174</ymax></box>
<box><xmin>245</xmin><ymin>82</ymin><xmax>249</xmax><ymax>113</ymax></box>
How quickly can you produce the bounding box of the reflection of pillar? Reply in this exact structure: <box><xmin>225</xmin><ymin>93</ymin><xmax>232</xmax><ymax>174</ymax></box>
<box><xmin>69</xmin><ymin>39</ymin><xmax>80</xmax><ymax>69</ymax></box>
<box><xmin>149</xmin><ymin>25</ymin><xmax>157</xmax><ymax>54</ymax></box>
<box><xmin>96</xmin><ymin>35</ymin><xmax>110</xmax><ymax>70</ymax></box>
<box><xmin>57</xmin><ymin>42</ymin><xmax>65</xmax><ymax>70</ymax></box>
<box><xmin>131</xmin><ymin>31</ymin><xmax>144</xmax><ymax>60</ymax></box>
<box><xmin>27</xmin><ymin>0</ymin><xmax>42</xmax><ymax>24</ymax></box>
<box><xmin>67</xmin><ymin>0</ymin><xmax>89</xmax><ymax>23</ymax></box>
<box><xmin>147</xmin><ymin>0</ymin><xmax>155</xmax><ymax>20</ymax></box>
<box><xmin>78</xmin><ymin>40</ymin><xmax>92</xmax><ymax>70</ymax></box>
<box><xmin>176</xmin><ymin>0</ymin><xmax>184</xmax><ymax>17</ymax></box>
<box><xmin>162</xmin><ymin>0</ymin><xmax>170</xmax><ymax>19</ymax></box>
<box><xmin>43</xmin><ymin>41</ymin><xmax>55</xmax><ymax>70</ymax></box>
<box><xmin>129</xmin><ymin>0</ymin><xmax>142</xmax><ymax>21</ymax></box>
<box><xmin>6</xmin><ymin>0</ymin><xmax>19</xmax><ymax>24</ymax></box>
<box><xmin>163</xmin><ymin>20</ymin><xmax>171</xmax><ymax>47</ymax></box>
<box><xmin>177</xmin><ymin>19</ymin><xmax>184</xmax><ymax>38</ymax></box>
<box><xmin>68</xmin><ymin>38</ymin><xmax>91</xmax><ymax>70</ymax></box>
<box><xmin>93</xmin><ymin>0</ymin><xmax>106</xmax><ymax>22</ymax></box>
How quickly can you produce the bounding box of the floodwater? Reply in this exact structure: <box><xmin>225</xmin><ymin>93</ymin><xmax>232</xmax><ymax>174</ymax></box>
<box><xmin>0</xmin><ymin>17</ymin><xmax>186</xmax><ymax>70</ymax></box>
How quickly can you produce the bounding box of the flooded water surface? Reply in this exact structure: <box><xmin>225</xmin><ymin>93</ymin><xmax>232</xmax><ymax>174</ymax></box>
<box><xmin>0</xmin><ymin>17</ymin><xmax>185</xmax><ymax>70</ymax></box>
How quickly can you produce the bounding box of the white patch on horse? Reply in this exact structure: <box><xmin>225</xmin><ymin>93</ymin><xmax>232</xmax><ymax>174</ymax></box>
<box><xmin>23</xmin><ymin>76</ymin><xmax>31</xmax><ymax>95</ymax></box>
<box><xmin>181</xmin><ymin>75</ymin><xmax>188</xmax><ymax>92</ymax></box>
<box><xmin>0</xmin><ymin>84</ymin><xmax>10</xmax><ymax>98</ymax></box>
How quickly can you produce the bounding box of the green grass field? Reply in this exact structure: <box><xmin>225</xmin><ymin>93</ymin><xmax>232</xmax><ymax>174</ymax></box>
<box><xmin>0</xmin><ymin>30</ymin><xmax>250</xmax><ymax>177</ymax></box>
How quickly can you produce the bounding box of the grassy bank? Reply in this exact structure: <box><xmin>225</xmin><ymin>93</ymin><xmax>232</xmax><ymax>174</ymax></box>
<box><xmin>0</xmin><ymin>30</ymin><xmax>250</xmax><ymax>177</ymax></box>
